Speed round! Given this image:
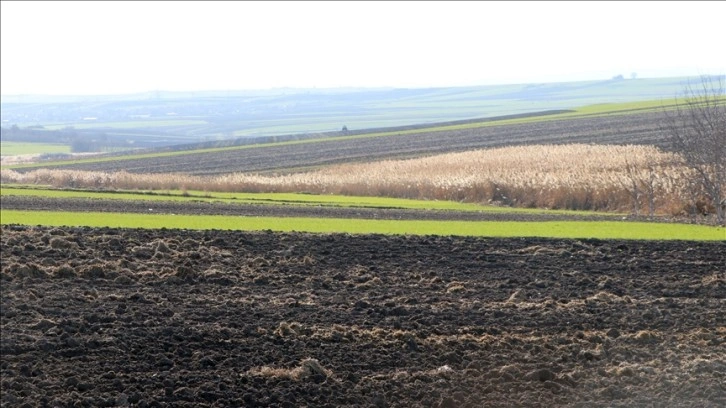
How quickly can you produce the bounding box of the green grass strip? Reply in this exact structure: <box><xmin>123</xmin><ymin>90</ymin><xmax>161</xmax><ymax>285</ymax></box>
<box><xmin>1</xmin><ymin>210</ymin><xmax>723</xmax><ymax>241</ymax></box>
<box><xmin>0</xmin><ymin>185</ymin><xmax>615</xmax><ymax>215</ymax></box>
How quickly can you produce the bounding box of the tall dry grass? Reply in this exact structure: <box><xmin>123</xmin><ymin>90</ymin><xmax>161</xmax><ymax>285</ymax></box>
<box><xmin>0</xmin><ymin>144</ymin><xmax>713</xmax><ymax>215</ymax></box>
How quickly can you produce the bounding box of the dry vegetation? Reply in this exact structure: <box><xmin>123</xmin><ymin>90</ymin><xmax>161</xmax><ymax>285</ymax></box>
<box><xmin>1</xmin><ymin>144</ymin><xmax>717</xmax><ymax>216</ymax></box>
<box><xmin>247</xmin><ymin>358</ymin><xmax>335</xmax><ymax>382</ymax></box>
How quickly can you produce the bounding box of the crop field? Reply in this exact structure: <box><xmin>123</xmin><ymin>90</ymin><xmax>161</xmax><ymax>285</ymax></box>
<box><xmin>6</xmin><ymin>184</ymin><xmax>724</xmax><ymax>240</ymax></box>
<box><xmin>11</xmin><ymin>182</ymin><xmax>718</xmax><ymax>240</ymax></box>
<box><xmin>0</xmin><ymin>185</ymin><xmax>604</xmax><ymax>214</ymax></box>
<box><xmin>5</xmin><ymin>110</ymin><xmax>671</xmax><ymax>175</ymax></box>
<box><xmin>2</xmin><ymin>90</ymin><xmax>725</xmax><ymax>407</ymax></box>
<box><xmin>1</xmin><ymin>225</ymin><xmax>724</xmax><ymax>407</ymax></box>
<box><xmin>3</xmin><ymin>208</ymin><xmax>724</xmax><ymax>240</ymax></box>
<box><xmin>0</xmin><ymin>142</ymin><xmax>707</xmax><ymax>216</ymax></box>
<box><xmin>0</xmin><ymin>141</ymin><xmax>70</xmax><ymax>156</ymax></box>
<box><xmin>40</xmin><ymin>119</ymin><xmax>210</xmax><ymax>131</ymax></box>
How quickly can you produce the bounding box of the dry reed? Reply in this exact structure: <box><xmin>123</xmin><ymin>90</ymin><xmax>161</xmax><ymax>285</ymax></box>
<box><xmin>1</xmin><ymin>144</ymin><xmax>714</xmax><ymax>215</ymax></box>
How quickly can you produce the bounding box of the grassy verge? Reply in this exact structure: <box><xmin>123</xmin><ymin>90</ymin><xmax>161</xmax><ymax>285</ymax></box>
<box><xmin>1</xmin><ymin>210</ymin><xmax>723</xmax><ymax>240</ymax></box>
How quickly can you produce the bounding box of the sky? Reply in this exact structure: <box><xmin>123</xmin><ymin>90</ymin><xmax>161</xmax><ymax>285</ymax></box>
<box><xmin>1</xmin><ymin>1</ymin><xmax>724</xmax><ymax>96</ymax></box>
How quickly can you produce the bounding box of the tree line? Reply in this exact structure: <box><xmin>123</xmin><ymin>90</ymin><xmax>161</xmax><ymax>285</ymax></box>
<box><xmin>1</xmin><ymin>125</ymin><xmax>111</xmax><ymax>153</ymax></box>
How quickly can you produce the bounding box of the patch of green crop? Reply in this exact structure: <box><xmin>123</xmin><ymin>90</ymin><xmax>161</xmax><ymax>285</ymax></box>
<box><xmin>0</xmin><ymin>185</ymin><xmax>614</xmax><ymax>215</ymax></box>
<box><xmin>0</xmin><ymin>142</ymin><xmax>71</xmax><ymax>156</ymax></box>
<box><xmin>573</xmin><ymin>96</ymin><xmax>726</xmax><ymax>117</ymax></box>
<box><xmin>1</xmin><ymin>210</ymin><xmax>723</xmax><ymax>240</ymax></box>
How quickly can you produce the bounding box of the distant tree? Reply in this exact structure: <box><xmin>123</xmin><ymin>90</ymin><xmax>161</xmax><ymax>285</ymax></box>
<box><xmin>341</xmin><ymin>125</ymin><xmax>348</xmax><ymax>133</ymax></box>
<box><xmin>612</xmin><ymin>74</ymin><xmax>625</xmax><ymax>81</ymax></box>
<box><xmin>663</xmin><ymin>75</ymin><xmax>726</xmax><ymax>224</ymax></box>
<box><xmin>70</xmin><ymin>137</ymin><xmax>96</xmax><ymax>153</ymax></box>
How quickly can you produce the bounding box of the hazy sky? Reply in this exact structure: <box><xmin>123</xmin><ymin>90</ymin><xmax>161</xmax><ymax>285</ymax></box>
<box><xmin>1</xmin><ymin>1</ymin><xmax>724</xmax><ymax>96</ymax></box>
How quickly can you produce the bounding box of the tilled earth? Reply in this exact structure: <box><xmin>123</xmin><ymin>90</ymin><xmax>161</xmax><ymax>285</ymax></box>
<box><xmin>1</xmin><ymin>226</ymin><xmax>725</xmax><ymax>407</ymax></box>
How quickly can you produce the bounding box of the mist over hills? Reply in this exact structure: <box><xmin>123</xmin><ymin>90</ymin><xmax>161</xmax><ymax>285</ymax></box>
<box><xmin>1</xmin><ymin>75</ymin><xmax>722</xmax><ymax>150</ymax></box>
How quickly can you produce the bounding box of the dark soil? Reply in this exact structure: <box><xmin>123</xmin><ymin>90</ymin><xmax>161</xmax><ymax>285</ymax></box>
<box><xmin>1</xmin><ymin>225</ymin><xmax>724</xmax><ymax>407</ymax></box>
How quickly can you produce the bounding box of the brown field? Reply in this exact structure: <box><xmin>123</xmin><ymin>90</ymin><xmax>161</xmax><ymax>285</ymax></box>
<box><xmin>1</xmin><ymin>225</ymin><xmax>724</xmax><ymax>407</ymax></box>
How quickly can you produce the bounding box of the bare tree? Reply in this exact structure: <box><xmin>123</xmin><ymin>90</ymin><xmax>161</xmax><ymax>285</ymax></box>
<box><xmin>620</xmin><ymin>153</ymin><xmax>662</xmax><ymax>218</ymax></box>
<box><xmin>663</xmin><ymin>75</ymin><xmax>726</xmax><ymax>224</ymax></box>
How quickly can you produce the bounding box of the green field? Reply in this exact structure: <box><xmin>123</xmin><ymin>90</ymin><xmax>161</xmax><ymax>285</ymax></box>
<box><xmin>0</xmin><ymin>141</ymin><xmax>71</xmax><ymax>156</ymax></box>
<box><xmin>4</xmin><ymin>186</ymin><xmax>721</xmax><ymax>240</ymax></box>
<box><xmin>3</xmin><ymin>186</ymin><xmax>722</xmax><ymax>241</ymax></box>
<box><xmin>1</xmin><ymin>210</ymin><xmax>723</xmax><ymax>240</ymax></box>
<box><xmin>41</xmin><ymin>119</ymin><xmax>209</xmax><ymax>131</ymax></box>
<box><xmin>0</xmin><ymin>185</ymin><xmax>616</xmax><ymax>215</ymax></box>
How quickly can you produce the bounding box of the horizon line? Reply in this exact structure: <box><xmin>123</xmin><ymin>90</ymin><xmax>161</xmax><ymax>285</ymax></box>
<box><xmin>3</xmin><ymin>74</ymin><xmax>725</xmax><ymax>99</ymax></box>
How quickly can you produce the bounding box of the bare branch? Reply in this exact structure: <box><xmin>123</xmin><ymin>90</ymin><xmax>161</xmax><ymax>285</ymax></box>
<box><xmin>662</xmin><ymin>75</ymin><xmax>726</xmax><ymax>224</ymax></box>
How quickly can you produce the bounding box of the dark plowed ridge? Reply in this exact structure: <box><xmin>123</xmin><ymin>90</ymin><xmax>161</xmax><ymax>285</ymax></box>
<box><xmin>15</xmin><ymin>111</ymin><xmax>669</xmax><ymax>176</ymax></box>
<box><xmin>0</xmin><ymin>195</ymin><xmax>632</xmax><ymax>222</ymax></box>
<box><xmin>2</xmin><ymin>225</ymin><xmax>724</xmax><ymax>407</ymax></box>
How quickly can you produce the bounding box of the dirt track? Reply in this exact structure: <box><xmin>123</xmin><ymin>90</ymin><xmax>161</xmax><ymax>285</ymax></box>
<box><xmin>1</xmin><ymin>225</ymin><xmax>724</xmax><ymax>407</ymax></box>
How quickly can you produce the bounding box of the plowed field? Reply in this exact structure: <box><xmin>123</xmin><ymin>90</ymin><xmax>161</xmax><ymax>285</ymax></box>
<box><xmin>16</xmin><ymin>111</ymin><xmax>669</xmax><ymax>175</ymax></box>
<box><xmin>2</xmin><ymin>225</ymin><xmax>724</xmax><ymax>407</ymax></box>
